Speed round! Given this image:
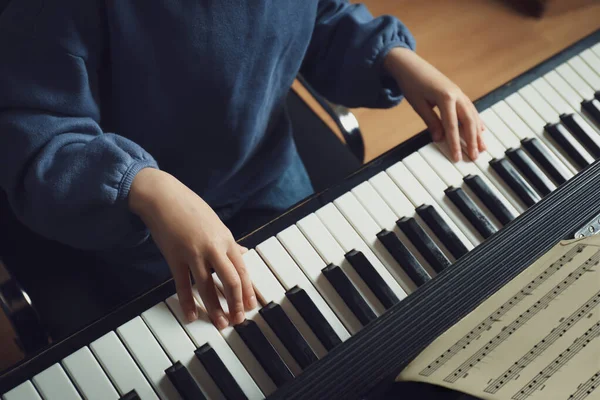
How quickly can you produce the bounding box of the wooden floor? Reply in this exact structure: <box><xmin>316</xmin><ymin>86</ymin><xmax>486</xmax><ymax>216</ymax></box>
<box><xmin>298</xmin><ymin>0</ymin><xmax>600</xmax><ymax>162</ymax></box>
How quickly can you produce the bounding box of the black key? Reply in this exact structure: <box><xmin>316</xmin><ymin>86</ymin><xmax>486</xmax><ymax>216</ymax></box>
<box><xmin>195</xmin><ymin>343</ymin><xmax>247</xmax><ymax>400</ymax></box>
<box><xmin>344</xmin><ymin>249</ymin><xmax>400</xmax><ymax>308</ymax></box>
<box><xmin>489</xmin><ymin>158</ymin><xmax>541</xmax><ymax>207</ymax></box>
<box><xmin>322</xmin><ymin>263</ymin><xmax>376</xmax><ymax>326</ymax></box>
<box><xmin>545</xmin><ymin>122</ymin><xmax>593</xmax><ymax>169</ymax></box>
<box><xmin>165</xmin><ymin>361</ymin><xmax>207</xmax><ymax>400</ymax></box>
<box><xmin>234</xmin><ymin>319</ymin><xmax>294</xmax><ymax>387</ymax></box>
<box><xmin>463</xmin><ymin>174</ymin><xmax>516</xmax><ymax>225</ymax></box>
<box><xmin>416</xmin><ymin>204</ymin><xmax>469</xmax><ymax>259</ymax></box>
<box><xmin>560</xmin><ymin>113</ymin><xmax>600</xmax><ymax>158</ymax></box>
<box><xmin>444</xmin><ymin>186</ymin><xmax>497</xmax><ymax>239</ymax></box>
<box><xmin>596</xmin><ymin>91</ymin><xmax>600</xmax><ymax>101</ymax></box>
<box><xmin>505</xmin><ymin>148</ymin><xmax>555</xmax><ymax>196</ymax></box>
<box><xmin>285</xmin><ymin>286</ymin><xmax>341</xmax><ymax>351</ymax></box>
<box><xmin>582</xmin><ymin>99</ymin><xmax>600</xmax><ymax>127</ymax></box>
<box><xmin>119</xmin><ymin>390</ymin><xmax>141</xmax><ymax>400</ymax></box>
<box><xmin>375</xmin><ymin>230</ymin><xmax>431</xmax><ymax>286</ymax></box>
<box><xmin>396</xmin><ymin>217</ymin><xmax>451</xmax><ymax>273</ymax></box>
<box><xmin>521</xmin><ymin>138</ymin><xmax>570</xmax><ymax>185</ymax></box>
<box><xmin>259</xmin><ymin>301</ymin><xmax>317</xmax><ymax>369</ymax></box>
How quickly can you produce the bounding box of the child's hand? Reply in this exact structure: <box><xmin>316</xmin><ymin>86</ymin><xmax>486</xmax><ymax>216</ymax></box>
<box><xmin>129</xmin><ymin>168</ymin><xmax>257</xmax><ymax>329</ymax></box>
<box><xmin>384</xmin><ymin>47</ymin><xmax>486</xmax><ymax>162</ymax></box>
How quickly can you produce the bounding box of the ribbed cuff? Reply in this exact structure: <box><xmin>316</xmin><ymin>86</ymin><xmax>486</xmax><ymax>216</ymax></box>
<box><xmin>115</xmin><ymin>158</ymin><xmax>159</xmax><ymax>248</ymax></box>
<box><xmin>117</xmin><ymin>158</ymin><xmax>159</xmax><ymax>203</ymax></box>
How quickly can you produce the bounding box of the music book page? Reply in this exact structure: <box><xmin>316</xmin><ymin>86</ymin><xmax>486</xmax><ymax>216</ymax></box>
<box><xmin>396</xmin><ymin>235</ymin><xmax>600</xmax><ymax>400</ymax></box>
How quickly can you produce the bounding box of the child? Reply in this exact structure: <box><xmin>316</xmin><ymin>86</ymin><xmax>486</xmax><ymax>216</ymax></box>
<box><xmin>0</xmin><ymin>0</ymin><xmax>485</xmax><ymax>330</ymax></box>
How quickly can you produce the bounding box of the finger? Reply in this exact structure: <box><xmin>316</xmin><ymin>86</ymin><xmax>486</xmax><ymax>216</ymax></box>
<box><xmin>477</xmin><ymin>115</ymin><xmax>487</xmax><ymax>152</ymax></box>
<box><xmin>439</xmin><ymin>97</ymin><xmax>461</xmax><ymax>161</ymax></box>
<box><xmin>457</xmin><ymin>99</ymin><xmax>478</xmax><ymax>160</ymax></box>
<box><xmin>477</xmin><ymin>130</ymin><xmax>487</xmax><ymax>152</ymax></box>
<box><xmin>193</xmin><ymin>261</ymin><xmax>229</xmax><ymax>329</ymax></box>
<box><xmin>469</xmin><ymin>103</ymin><xmax>487</xmax><ymax>153</ymax></box>
<box><xmin>228</xmin><ymin>246</ymin><xmax>257</xmax><ymax>311</ymax></box>
<box><xmin>412</xmin><ymin>100</ymin><xmax>444</xmax><ymax>142</ymax></box>
<box><xmin>170</xmin><ymin>261</ymin><xmax>198</xmax><ymax>322</ymax></box>
<box><xmin>238</xmin><ymin>244</ymin><xmax>249</xmax><ymax>254</ymax></box>
<box><xmin>211</xmin><ymin>252</ymin><xmax>245</xmax><ymax>325</ymax></box>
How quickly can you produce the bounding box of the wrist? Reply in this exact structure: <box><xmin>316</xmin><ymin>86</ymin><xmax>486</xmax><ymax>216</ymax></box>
<box><xmin>128</xmin><ymin>168</ymin><xmax>170</xmax><ymax>218</ymax></box>
<box><xmin>383</xmin><ymin>46</ymin><xmax>420</xmax><ymax>84</ymax></box>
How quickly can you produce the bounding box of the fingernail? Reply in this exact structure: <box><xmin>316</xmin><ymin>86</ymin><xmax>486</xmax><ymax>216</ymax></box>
<box><xmin>216</xmin><ymin>315</ymin><xmax>229</xmax><ymax>330</ymax></box>
<box><xmin>235</xmin><ymin>311</ymin><xmax>245</xmax><ymax>324</ymax></box>
<box><xmin>249</xmin><ymin>295</ymin><xmax>257</xmax><ymax>309</ymax></box>
<box><xmin>186</xmin><ymin>310</ymin><xmax>197</xmax><ymax>323</ymax></box>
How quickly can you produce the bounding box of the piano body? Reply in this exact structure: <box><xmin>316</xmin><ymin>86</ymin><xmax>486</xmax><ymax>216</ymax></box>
<box><xmin>2</xmin><ymin>28</ymin><xmax>600</xmax><ymax>400</ymax></box>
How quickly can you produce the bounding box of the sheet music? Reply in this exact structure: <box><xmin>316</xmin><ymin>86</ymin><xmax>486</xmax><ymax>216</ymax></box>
<box><xmin>396</xmin><ymin>235</ymin><xmax>600</xmax><ymax>400</ymax></box>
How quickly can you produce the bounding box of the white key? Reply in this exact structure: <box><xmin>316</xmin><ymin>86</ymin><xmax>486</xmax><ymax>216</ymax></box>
<box><xmin>431</xmin><ymin>141</ymin><xmax>522</xmax><ymax>216</ymax></box>
<box><xmin>520</xmin><ymin>82</ymin><xmax>594</xmax><ymax>166</ymax></box>
<box><xmin>62</xmin><ymin>347</ymin><xmax>119</xmax><ymax>400</ymax></box>
<box><xmin>403</xmin><ymin>153</ymin><xmax>484</xmax><ymax>244</ymax></box>
<box><xmin>352</xmin><ymin>181</ymin><xmax>435</xmax><ymax>282</ymax></box>
<box><xmin>256</xmin><ymin>236</ymin><xmax>351</xmax><ymax>341</ymax></box>
<box><xmin>490</xmin><ymin>102</ymin><xmax>560</xmax><ymax>190</ymax></box>
<box><xmin>570</xmin><ymin>55</ymin><xmax>600</xmax><ymax>90</ymax></box>
<box><xmin>580</xmin><ymin>49</ymin><xmax>600</xmax><ymax>78</ymax></box>
<box><xmin>480</xmin><ymin>108</ymin><xmax>522</xmax><ymax>149</ymax></box>
<box><xmin>297</xmin><ymin>212</ymin><xmax>385</xmax><ymax>316</ymax></box>
<box><xmin>315</xmin><ymin>203</ymin><xmax>405</xmax><ymax>310</ymax></box>
<box><xmin>32</xmin><ymin>364</ymin><xmax>81</xmax><ymax>400</ymax></box>
<box><xmin>483</xmin><ymin>119</ymin><xmax>559</xmax><ymax>202</ymax></box>
<box><xmin>244</xmin><ymin>249</ymin><xmax>327</xmax><ymax>360</ymax></box>
<box><xmin>490</xmin><ymin>101</ymin><xmax>534</xmax><ymax>141</ymax></box>
<box><xmin>520</xmin><ymin>83</ymin><xmax>563</xmax><ymax>122</ymax></box>
<box><xmin>465</xmin><ymin>127</ymin><xmax>536</xmax><ymax>211</ymax></box>
<box><xmin>165</xmin><ymin>295</ymin><xmax>265</xmax><ymax>399</ymax></box>
<box><xmin>277</xmin><ymin>224</ymin><xmax>362</xmax><ymax>334</ymax></box>
<box><xmin>2</xmin><ymin>382</ymin><xmax>42</xmax><ymax>400</ymax></box>
<box><xmin>505</xmin><ymin>92</ymin><xmax>578</xmax><ymax>174</ymax></box>
<box><xmin>141</xmin><ymin>303</ymin><xmax>222</xmax><ymax>399</ymax></box>
<box><xmin>368</xmin><ymin>171</ymin><xmax>456</xmax><ymax>262</ymax></box>
<box><xmin>484</xmin><ymin>111</ymin><xmax>568</xmax><ymax>197</ymax></box>
<box><xmin>480</xmin><ymin>114</ymin><xmax>551</xmax><ymax>195</ymax></box>
<box><xmin>558</xmin><ymin>61</ymin><xmax>596</xmax><ymax>100</ymax></box>
<box><xmin>418</xmin><ymin>143</ymin><xmax>504</xmax><ymax>229</ymax></box>
<box><xmin>593</xmin><ymin>43</ymin><xmax>600</xmax><ymax>59</ymax></box>
<box><xmin>196</xmin><ymin>293</ymin><xmax>277</xmax><ymax>397</ymax></box>
<box><xmin>532</xmin><ymin>76</ymin><xmax>577</xmax><ymax>115</ymax></box>
<box><xmin>333</xmin><ymin>191</ymin><xmax>416</xmax><ymax>293</ymax></box>
<box><xmin>90</xmin><ymin>332</ymin><xmax>158</xmax><ymax>400</ymax></box>
<box><xmin>535</xmin><ymin>75</ymin><xmax>600</xmax><ymax>146</ymax></box>
<box><xmin>437</xmin><ymin>134</ymin><xmax>527</xmax><ymax>213</ymax></box>
<box><xmin>544</xmin><ymin>70</ymin><xmax>586</xmax><ymax>110</ymax></box>
<box><xmin>211</xmin><ymin>267</ymin><xmax>302</xmax><ymax>378</ymax></box>
<box><xmin>385</xmin><ymin>161</ymin><xmax>474</xmax><ymax>250</ymax></box>
<box><xmin>116</xmin><ymin>317</ymin><xmax>180</xmax><ymax>400</ymax></box>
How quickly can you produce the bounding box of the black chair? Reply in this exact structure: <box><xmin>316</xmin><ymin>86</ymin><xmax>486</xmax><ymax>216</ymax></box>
<box><xmin>288</xmin><ymin>77</ymin><xmax>364</xmax><ymax>192</ymax></box>
<box><xmin>0</xmin><ymin>84</ymin><xmax>366</xmax><ymax>354</ymax></box>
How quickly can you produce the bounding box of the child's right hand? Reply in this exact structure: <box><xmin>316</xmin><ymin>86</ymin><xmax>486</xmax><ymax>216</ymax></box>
<box><xmin>128</xmin><ymin>168</ymin><xmax>257</xmax><ymax>329</ymax></box>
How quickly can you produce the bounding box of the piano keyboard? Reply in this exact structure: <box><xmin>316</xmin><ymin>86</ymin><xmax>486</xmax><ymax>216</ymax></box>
<box><xmin>3</xmin><ymin>33</ymin><xmax>600</xmax><ymax>400</ymax></box>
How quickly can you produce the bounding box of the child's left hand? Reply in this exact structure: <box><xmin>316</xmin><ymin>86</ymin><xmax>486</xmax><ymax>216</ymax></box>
<box><xmin>384</xmin><ymin>47</ymin><xmax>486</xmax><ymax>162</ymax></box>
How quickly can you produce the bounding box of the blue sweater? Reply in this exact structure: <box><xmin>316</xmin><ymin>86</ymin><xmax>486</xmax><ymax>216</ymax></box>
<box><xmin>0</xmin><ymin>0</ymin><xmax>415</xmax><ymax>252</ymax></box>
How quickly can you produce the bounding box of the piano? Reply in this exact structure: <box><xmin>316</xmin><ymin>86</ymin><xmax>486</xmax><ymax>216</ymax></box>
<box><xmin>2</xmin><ymin>28</ymin><xmax>600</xmax><ymax>400</ymax></box>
